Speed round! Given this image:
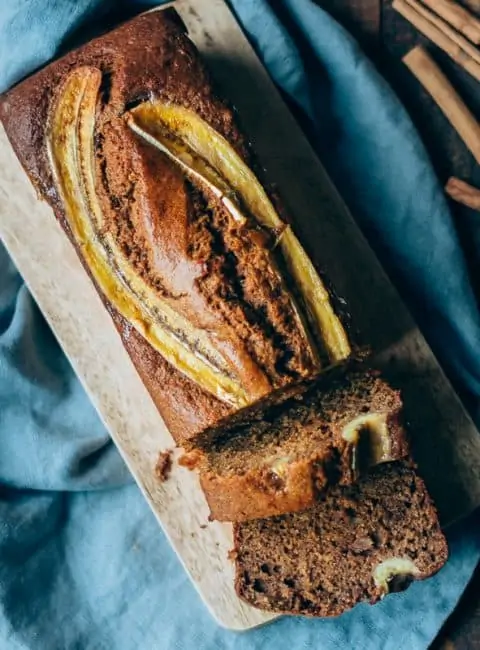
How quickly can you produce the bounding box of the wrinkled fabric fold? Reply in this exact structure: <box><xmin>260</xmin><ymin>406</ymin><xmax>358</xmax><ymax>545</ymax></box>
<box><xmin>0</xmin><ymin>1</ymin><xmax>479</xmax><ymax>648</ymax></box>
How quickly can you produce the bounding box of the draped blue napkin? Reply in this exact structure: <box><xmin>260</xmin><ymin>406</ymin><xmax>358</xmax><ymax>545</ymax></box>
<box><xmin>1</xmin><ymin>1</ymin><xmax>479</xmax><ymax>648</ymax></box>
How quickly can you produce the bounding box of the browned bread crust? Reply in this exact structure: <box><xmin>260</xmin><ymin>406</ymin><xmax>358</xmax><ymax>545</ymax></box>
<box><xmin>110</xmin><ymin>308</ymin><xmax>229</xmax><ymax>441</ymax></box>
<box><xmin>181</xmin><ymin>364</ymin><xmax>410</xmax><ymax>522</ymax></box>
<box><xmin>234</xmin><ymin>461</ymin><xmax>448</xmax><ymax>617</ymax></box>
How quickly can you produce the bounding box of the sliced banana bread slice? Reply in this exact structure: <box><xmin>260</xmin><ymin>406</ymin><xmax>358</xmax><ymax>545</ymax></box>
<box><xmin>180</xmin><ymin>364</ymin><xmax>409</xmax><ymax>522</ymax></box>
<box><xmin>234</xmin><ymin>461</ymin><xmax>448</xmax><ymax>617</ymax></box>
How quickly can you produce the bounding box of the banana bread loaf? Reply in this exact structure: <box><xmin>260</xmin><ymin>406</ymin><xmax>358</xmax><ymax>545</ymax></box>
<box><xmin>181</xmin><ymin>363</ymin><xmax>409</xmax><ymax>521</ymax></box>
<box><xmin>234</xmin><ymin>461</ymin><xmax>448</xmax><ymax>617</ymax></box>
<box><xmin>0</xmin><ymin>8</ymin><xmax>351</xmax><ymax>443</ymax></box>
<box><xmin>0</xmin><ymin>8</ymin><xmax>448</xmax><ymax>618</ymax></box>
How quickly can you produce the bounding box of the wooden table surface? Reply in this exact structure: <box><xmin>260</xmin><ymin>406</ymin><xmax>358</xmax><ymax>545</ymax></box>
<box><xmin>315</xmin><ymin>1</ymin><xmax>480</xmax><ymax>648</ymax></box>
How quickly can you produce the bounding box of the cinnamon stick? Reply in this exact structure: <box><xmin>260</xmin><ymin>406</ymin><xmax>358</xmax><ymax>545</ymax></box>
<box><xmin>420</xmin><ymin>0</ymin><xmax>480</xmax><ymax>45</ymax></box>
<box><xmin>405</xmin><ymin>0</ymin><xmax>480</xmax><ymax>65</ymax></box>
<box><xmin>403</xmin><ymin>46</ymin><xmax>480</xmax><ymax>165</ymax></box>
<box><xmin>445</xmin><ymin>177</ymin><xmax>480</xmax><ymax>210</ymax></box>
<box><xmin>393</xmin><ymin>0</ymin><xmax>480</xmax><ymax>82</ymax></box>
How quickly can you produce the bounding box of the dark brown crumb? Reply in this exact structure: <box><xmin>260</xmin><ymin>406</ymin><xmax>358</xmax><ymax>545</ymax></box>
<box><xmin>200</xmin><ymin>524</ymin><xmax>208</xmax><ymax>529</ymax></box>
<box><xmin>155</xmin><ymin>450</ymin><xmax>173</xmax><ymax>482</ymax></box>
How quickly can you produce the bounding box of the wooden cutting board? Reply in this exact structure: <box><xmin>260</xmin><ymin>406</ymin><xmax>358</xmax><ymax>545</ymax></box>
<box><xmin>0</xmin><ymin>0</ymin><xmax>480</xmax><ymax>631</ymax></box>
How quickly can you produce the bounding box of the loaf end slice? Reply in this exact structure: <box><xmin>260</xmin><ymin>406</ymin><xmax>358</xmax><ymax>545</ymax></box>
<box><xmin>233</xmin><ymin>461</ymin><xmax>448</xmax><ymax>617</ymax></box>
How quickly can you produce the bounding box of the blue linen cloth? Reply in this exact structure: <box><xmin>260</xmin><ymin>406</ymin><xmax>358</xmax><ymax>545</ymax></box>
<box><xmin>1</xmin><ymin>0</ymin><xmax>479</xmax><ymax>647</ymax></box>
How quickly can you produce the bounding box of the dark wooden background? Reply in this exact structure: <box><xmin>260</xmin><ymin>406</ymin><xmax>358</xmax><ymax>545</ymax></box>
<box><xmin>314</xmin><ymin>1</ymin><xmax>480</xmax><ymax>648</ymax></box>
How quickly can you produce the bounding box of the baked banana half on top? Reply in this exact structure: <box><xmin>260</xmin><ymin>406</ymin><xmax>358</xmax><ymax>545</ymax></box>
<box><xmin>0</xmin><ymin>8</ymin><xmax>351</xmax><ymax>441</ymax></box>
